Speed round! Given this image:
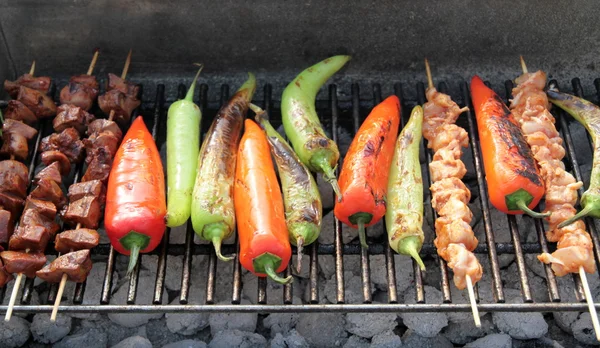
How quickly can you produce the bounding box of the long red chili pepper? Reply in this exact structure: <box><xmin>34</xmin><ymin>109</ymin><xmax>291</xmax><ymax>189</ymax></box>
<box><xmin>334</xmin><ymin>95</ymin><xmax>401</xmax><ymax>249</ymax></box>
<box><xmin>234</xmin><ymin>119</ymin><xmax>292</xmax><ymax>284</ymax></box>
<box><xmin>104</xmin><ymin>116</ymin><xmax>166</xmax><ymax>275</ymax></box>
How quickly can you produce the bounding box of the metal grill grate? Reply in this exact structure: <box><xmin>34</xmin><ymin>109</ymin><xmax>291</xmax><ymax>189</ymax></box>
<box><xmin>1</xmin><ymin>76</ymin><xmax>600</xmax><ymax>315</ymax></box>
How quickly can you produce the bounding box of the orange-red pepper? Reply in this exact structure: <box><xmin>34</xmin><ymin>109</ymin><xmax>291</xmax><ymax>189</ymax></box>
<box><xmin>470</xmin><ymin>76</ymin><xmax>547</xmax><ymax>217</ymax></box>
<box><xmin>334</xmin><ymin>96</ymin><xmax>401</xmax><ymax>248</ymax></box>
<box><xmin>234</xmin><ymin>119</ymin><xmax>292</xmax><ymax>284</ymax></box>
<box><xmin>104</xmin><ymin>116</ymin><xmax>166</xmax><ymax>275</ymax></box>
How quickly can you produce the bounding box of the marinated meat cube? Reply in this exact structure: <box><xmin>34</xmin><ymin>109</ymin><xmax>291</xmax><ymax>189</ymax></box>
<box><xmin>0</xmin><ymin>210</ymin><xmax>14</xmax><ymax>245</ymax></box>
<box><xmin>62</xmin><ymin>196</ymin><xmax>101</xmax><ymax>229</ymax></box>
<box><xmin>0</xmin><ymin>251</ymin><xmax>46</xmax><ymax>278</ymax></box>
<box><xmin>4</xmin><ymin>74</ymin><xmax>51</xmax><ymax>98</ymax></box>
<box><xmin>87</xmin><ymin>119</ymin><xmax>123</xmax><ymax>141</ymax></box>
<box><xmin>36</xmin><ymin>249</ymin><xmax>92</xmax><ymax>283</ymax></box>
<box><xmin>17</xmin><ymin>86</ymin><xmax>57</xmax><ymax>119</ymax></box>
<box><xmin>19</xmin><ymin>208</ymin><xmax>59</xmax><ymax>236</ymax></box>
<box><xmin>83</xmin><ymin>131</ymin><xmax>119</xmax><ymax>158</ymax></box>
<box><xmin>68</xmin><ymin>180</ymin><xmax>104</xmax><ymax>202</ymax></box>
<box><xmin>3</xmin><ymin>119</ymin><xmax>38</xmax><ymax>140</ymax></box>
<box><xmin>41</xmin><ymin>151</ymin><xmax>71</xmax><ymax>176</ymax></box>
<box><xmin>0</xmin><ymin>258</ymin><xmax>13</xmax><ymax>287</ymax></box>
<box><xmin>40</xmin><ymin>128</ymin><xmax>84</xmax><ymax>163</ymax></box>
<box><xmin>0</xmin><ymin>192</ymin><xmax>25</xmax><ymax>218</ymax></box>
<box><xmin>9</xmin><ymin>225</ymin><xmax>53</xmax><ymax>252</ymax></box>
<box><xmin>4</xmin><ymin>100</ymin><xmax>37</xmax><ymax>125</ymax></box>
<box><xmin>0</xmin><ymin>132</ymin><xmax>29</xmax><ymax>161</ymax></box>
<box><xmin>23</xmin><ymin>198</ymin><xmax>57</xmax><ymax>219</ymax></box>
<box><xmin>53</xmin><ymin>104</ymin><xmax>95</xmax><ymax>134</ymax></box>
<box><xmin>107</xmin><ymin>73</ymin><xmax>140</xmax><ymax>98</ymax></box>
<box><xmin>82</xmin><ymin>146</ymin><xmax>112</xmax><ymax>183</ymax></box>
<box><xmin>98</xmin><ymin>89</ymin><xmax>140</xmax><ymax>125</ymax></box>
<box><xmin>59</xmin><ymin>75</ymin><xmax>99</xmax><ymax>111</ymax></box>
<box><xmin>0</xmin><ymin>160</ymin><xmax>29</xmax><ymax>197</ymax></box>
<box><xmin>34</xmin><ymin>161</ymin><xmax>62</xmax><ymax>185</ymax></box>
<box><xmin>30</xmin><ymin>178</ymin><xmax>67</xmax><ymax>209</ymax></box>
<box><xmin>54</xmin><ymin>228</ymin><xmax>100</xmax><ymax>253</ymax></box>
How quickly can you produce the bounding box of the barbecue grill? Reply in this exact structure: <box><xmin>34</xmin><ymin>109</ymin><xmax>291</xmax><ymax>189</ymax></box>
<box><xmin>0</xmin><ymin>0</ymin><xmax>599</xmax><ymax>320</ymax></box>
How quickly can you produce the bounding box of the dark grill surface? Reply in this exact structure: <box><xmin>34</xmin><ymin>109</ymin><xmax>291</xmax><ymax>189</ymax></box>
<box><xmin>1</xmin><ymin>76</ymin><xmax>600</xmax><ymax>315</ymax></box>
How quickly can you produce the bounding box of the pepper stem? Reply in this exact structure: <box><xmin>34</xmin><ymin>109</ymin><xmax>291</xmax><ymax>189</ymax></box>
<box><xmin>349</xmin><ymin>212</ymin><xmax>372</xmax><ymax>250</ymax></box>
<box><xmin>296</xmin><ymin>237</ymin><xmax>304</xmax><ymax>274</ymax></box>
<box><xmin>127</xmin><ymin>243</ymin><xmax>140</xmax><ymax>278</ymax></box>
<box><xmin>184</xmin><ymin>64</ymin><xmax>204</xmax><ymax>101</ymax></box>
<box><xmin>558</xmin><ymin>204</ymin><xmax>595</xmax><ymax>228</ymax></box>
<box><xmin>212</xmin><ymin>236</ymin><xmax>234</xmax><ymax>262</ymax></box>
<box><xmin>397</xmin><ymin>236</ymin><xmax>426</xmax><ymax>271</ymax></box>
<box><xmin>315</xmin><ymin>157</ymin><xmax>341</xmax><ymax>201</ymax></box>
<box><xmin>515</xmin><ymin>199</ymin><xmax>551</xmax><ymax>219</ymax></box>
<box><xmin>253</xmin><ymin>252</ymin><xmax>293</xmax><ymax>284</ymax></box>
<box><xmin>204</xmin><ymin>222</ymin><xmax>234</xmax><ymax>262</ymax></box>
<box><xmin>119</xmin><ymin>231</ymin><xmax>151</xmax><ymax>278</ymax></box>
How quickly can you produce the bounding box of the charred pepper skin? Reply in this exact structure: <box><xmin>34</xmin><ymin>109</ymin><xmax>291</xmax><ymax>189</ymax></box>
<box><xmin>190</xmin><ymin>73</ymin><xmax>256</xmax><ymax>261</ymax></box>
<box><xmin>252</xmin><ymin>104</ymin><xmax>322</xmax><ymax>273</ymax></box>
<box><xmin>385</xmin><ymin>106</ymin><xmax>426</xmax><ymax>270</ymax></box>
<box><xmin>104</xmin><ymin>116</ymin><xmax>166</xmax><ymax>276</ymax></box>
<box><xmin>166</xmin><ymin>65</ymin><xmax>203</xmax><ymax>228</ymax></box>
<box><xmin>547</xmin><ymin>87</ymin><xmax>600</xmax><ymax>227</ymax></box>
<box><xmin>281</xmin><ymin>55</ymin><xmax>351</xmax><ymax>199</ymax></box>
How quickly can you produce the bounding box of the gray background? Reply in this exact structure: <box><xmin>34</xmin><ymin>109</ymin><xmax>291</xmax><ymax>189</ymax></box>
<box><xmin>1</xmin><ymin>0</ymin><xmax>599</xmax><ymax>101</ymax></box>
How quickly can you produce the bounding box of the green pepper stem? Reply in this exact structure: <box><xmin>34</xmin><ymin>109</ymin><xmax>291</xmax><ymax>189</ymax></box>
<box><xmin>184</xmin><ymin>64</ymin><xmax>204</xmax><ymax>102</ymax></box>
<box><xmin>315</xmin><ymin>158</ymin><xmax>341</xmax><ymax>201</ymax></box>
<box><xmin>119</xmin><ymin>231</ymin><xmax>151</xmax><ymax>278</ymax></box>
<box><xmin>204</xmin><ymin>222</ymin><xmax>234</xmax><ymax>262</ymax></box>
<box><xmin>212</xmin><ymin>236</ymin><xmax>234</xmax><ymax>262</ymax></box>
<box><xmin>349</xmin><ymin>212</ymin><xmax>372</xmax><ymax>250</ymax></box>
<box><xmin>127</xmin><ymin>243</ymin><xmax>140</xmax><ymax>278</ymax></box>
<box><xmin>357</xmin><ymin>221</ymin><xmax>368</xmax><ymax>250</ymax></box>
<box><xmin>558</xmin><ymin>204</ymin><xmax>595</xmax><ymax>228</ymax></box>
<box><xmin>237</xmin><ymin>73</ymin><xmax>257</xmax><ymax>102</ymax></box>
<box><xmin>253</xmin><ymin>252</ymin><xmax>293</xmax><ymax>284</ymax></box>
<box><xmin>397</xmin><ymin>236</ymin><xmax>426</xmax><ymax>271</ymax></box>
<box><xmin>515</xmin><ymin>199</ymin><xmax>550</xmax><ymax>219</ymax></box>
<box><xmin>296</xmin><ymin>237</ymin><xmax>304</xmax><ymax>274</ymax></box>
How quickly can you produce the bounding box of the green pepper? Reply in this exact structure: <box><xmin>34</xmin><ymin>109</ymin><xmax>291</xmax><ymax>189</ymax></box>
<box><xmin>281</xmin><ymin>55</ymin><xmax>351</xmax><ymax>200</ymax></box>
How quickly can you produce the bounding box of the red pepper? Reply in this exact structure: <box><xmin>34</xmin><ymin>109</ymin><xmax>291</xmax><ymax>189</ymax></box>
<box><xmin>104</xmin><ymin>116</ymin><xmax>166</xmax><ymax>275</ymax></box>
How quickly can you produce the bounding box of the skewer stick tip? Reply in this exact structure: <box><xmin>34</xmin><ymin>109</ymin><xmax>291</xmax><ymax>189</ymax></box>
<box><xmin>50</xmin><ymin>274</ymin><xmax>68</xmax><ymax>322</ymax></box>
<box><xmin>465</xmin><ymin>275</ymin><xmax>481</xmax><ymax>328</ymax></box>
<box><xmin>424</xmin><ymin>58</ymin><xmax>434</xmax><ymax>90</ymax></box>
<box><xmin>86</xmin><ymin>49</ymin><xmax>100</xmax><ymax>76</ymax></box>
<box><xmin>5</xmin><ymin>273</ymin><xmax>23</xmax><ymax>322</ymax></box>
<box><xmin>29</xmin><ymin>61</ymin><xmax>36</xmax><ymax>76</ymax></box>
<box><xmin>579</xmin><ymin>266</ymin><xmax>600</xmax><ymax>341</ymax></box>
<box><xmin>520</xmin><ymin>55</ymin><xmax>528</xmax><ymax>74</ymax></box>
<box><xmin>121</xmin><ymin>49</ymin><xmax>133</xmax><ymax>80</ymax></box>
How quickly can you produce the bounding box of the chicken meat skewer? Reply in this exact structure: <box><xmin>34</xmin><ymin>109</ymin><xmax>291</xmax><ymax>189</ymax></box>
<box><xmin>423</xmin><ymin>59</ymin><xmax>483</xmax><ymax>327</ymax></box>
<box><xmin>511</xmin><ymin>57</ymin><xmax>599</xmax><ymax>340</ymax></box>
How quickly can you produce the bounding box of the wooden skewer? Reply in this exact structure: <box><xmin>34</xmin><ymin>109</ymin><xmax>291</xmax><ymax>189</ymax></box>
<box><xmin>29</xmin><ymin>61</ymin><xmax>36</xmax><ymax>76</ymax></box>
<box><xmin>86</xmin><ymin>49</ymin><xmax>100</xmax><ymax>76</ymax></box>
<box><xmin>108</xmin><ymin>50</ymin><xmax>133</xmax><ymax>122</ymax></box>
<box><xmin>425</xmin><ymin>58</ymin><xmax>434</xmax><ymax>90</ymax></box>
<box><xmin>520</xmin><ymin>55</ymin><xmax>528</xmax><ymax>74</ymax></box>
<box><xmin>50</xmin><ymin>223</ymin><xmax>80</xmax><ymax>321</ymax></box>
<box><xmin>580</xmin><ymin>266</ymin><xmax>600</xmax><ymax>341</ymax></box>
<box><xmin>465</xmin><ymin>275</ymin><xmax>481</xmax><ymax>327</ymax></box>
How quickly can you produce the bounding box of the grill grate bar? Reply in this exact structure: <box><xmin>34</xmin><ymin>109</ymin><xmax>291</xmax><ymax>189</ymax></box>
<box><xmin>231</xmin><ymin>234</ymin><xmax>242</xmax><ymax>304</ymax></box>
<box><xmin>461</xmin><ymin>81</ymin><xmax>505</xmax><ymax>303</ymax></box>
<box><xmin>331</xmin><ymin>84</ymin><xmax>345</xmax><ymax>304</ymax></box>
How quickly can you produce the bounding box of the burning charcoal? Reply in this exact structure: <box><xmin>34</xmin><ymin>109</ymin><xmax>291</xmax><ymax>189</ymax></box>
<box><xmin>54</xmin><ymin>228</ymin><xmax>99</xmax><ymax>253</ymax></box>
<box><xmin>87</xmin><ymin>119</ymin><xmax>123</xmax><ymax>142</ymax></box>
<box><xmin>30</xmin><ymin>178</ymin><xmax>67</xmax><ymax>209</ymax></box>
<box><xmin>0</xmin><ymin>250</ymin><xmax>46</xmax><ymax>277</ymax></box>
<box><xmin>2</xmin><ymin>119</ymin><xmax>38</xmax><ymax>140</ymax></box>
<box><xmin>9</xmin><ymin>225</ymin><xmax>53</xmax><ymax>252</ymax></box>
<box><xmin>36</xmin><ymin>249</ymin><xmax>92</xmax><ymax>283</ymax></box>
<box><xmin>68</xmin><ymin>179</ymin><xmax>105</xmax><ymax>202</ymax></box>
<box><xmin>53</xmin><ymin>104</ymin><xmax>95</xmax><ymax>134</ymax></box>
<box><xmin>34</xmin><ymin>161</ymin><xmax>62</xmax><ymax>185</ymax></box>
<box><xmin>0</xmin><ymin>209</ymin><xmax>14</xmax><ymax>245</ymax></box>
<box><xmin>23</xmin><ymin>198</ymin><xmax>57</xmax><ymax>219</ymax></box>
<box><xmin>0</xmin><ymin>257</ymin><xmax>13</xmax><ymax>287</ymax></box>
<box><xmin>4</xmin><ymin>74</ymin><xmax>51</xmax><ymax>98</ymax></box>
<box><xmin>59</xmin><ymin>74</ymin><xmax>99</xmax><ymax>111</ymax></box>
<box><xmin>0</xmin><ymin>192</ymin><xmax>25</xmax><ymax>218</ymax></box>
<box><xmin>40</xmin><ymin>128</ymin><xmax>85</xmax><ymax>163</ymax></box>
<box><xmin>40</xmin><ymin>151</ymin><xmax>71</xmax><ymax>176</ymax></box>
<box><xmin>0</xmin><ymin>132</ymin><xmax>29</xmax><ymax>161</ymax></box>
<box><xmin>17</xmin><ymin>86</ymin><xmax>56</xmax><ymax>119</ymax></box>
<box><xmin>82</xmin><ymin>146</ymin><xmax>112</xmax><ymax>183</ymax></box>
<box><xmin>0</xmin><ymin>160</ymin><xmax>29</xmax><ymax>198</ymax></box>
<box><xmin>3</xmin><ymin>100</ymin><xmax>37</xmax><ymax>125</ymax></box>
<box><xmin>62</xmin><ymin>195</ymin><xmax>101</xmax><ymax>229</ymax></box>
<box><xmin>83</xmin><ymin>131</ymin><xmax>119</xmax><ymax>158</ymax></box>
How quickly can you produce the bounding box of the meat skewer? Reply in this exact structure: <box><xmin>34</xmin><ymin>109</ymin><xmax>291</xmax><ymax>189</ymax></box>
<box><xmin>4</xmin><ymin>52</ymin><xmax>99</xmax><ymax>321</ymax></box>
<box><xmin>50</xmin><ymin>51</ymin><xmax>133</xmax><ymax>320</ymax></box>
<box><xmin>423</xmin><ymin>60</ymin><xmax>482</xmax><ymax>327</ymax></box>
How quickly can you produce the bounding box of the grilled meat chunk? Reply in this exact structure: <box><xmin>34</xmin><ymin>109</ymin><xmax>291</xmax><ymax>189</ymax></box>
<box><xmin>83</xmin><ymin>131</ymin><xmax>119</xmax><ymax>158</ymax></box>
<box><xmin>40</xmin><ymin>128</ymin><xmax>85</xmax><ymax>163</ymax></box>
<box><xmin>23</xmin><ymin>198</ymin><xmax>57</xmax><ymax>219</ymax></box>
<box><xmin>82</xmin><ymin>146</ymin><xmax>112</xmax><ymax>183</ymax></box>
<box><xmin>0</xmin><ymin>192</ymin><xmax>25</xmax><ymax>218</ymax></box>
<box><xmin>19</xmin><ymin>208</ymin><xmax>59</xmax><ymax>236</ymax></box>
<box><xmin>17</xmin><ymin>86</ymin><xmax>56</xmax><ymax>119</ymax></box>
<box><xmin>87</xmin><ymin>119</ymin><xmax>123</xmax><ymax>141</ymax></box>
<box><xmin>107</xmin><ymin>73</ymin><xmax>139</xmax><ymax>97</ymax></box>
<box><xmin>41</xmin><ymin>151</ymin><xmax>71</xmax><ymax>176</ymax></box>
<box><xmin>4</xmin><ymin>74</ymin><xmax>51</xmax><ymax>98</ymax></box>
<box><xmin>3</xmin><ymin>119</ymin><xmax>38</xmax><ymax>140</ymax></box>
<box><xmin>30</xmin><ymin>178</ymin><xmax>67</xmax><ymax>209</ymax></box>
<box><xmin>54</xmin><ymin>228</ymin><xmax>100</xmax><ymax>253</ymax></box>
<box><xmin>68</xmin><ymin>180</ymin><xmax>104</xmax><ymax>202</ymax></box>
<box><xmin>36</xmin><ymin>249</ymin><xmax>92</xmax><ymax>283</ymax></box>
<box><xmin>0</xmin><ymin>133</ymin><xmax>29</xmax><ymax>161</ymax></box>
<box><xmin>62</xmin><ymin>195</ymin><xmax>101</xmax><ymax>229</ymax></box>
<box><xmin>34</xmin><ymin>161</ymin><xmax>62</xmax><ymax>185</ymax></box>
<box><xmin>0</xmin><ymin>251</ymin><xmax>46</xmax><ymax>278</ymax></box>
<box><xmin>0</xmin><ymin>160</ymin><xmax>29</xmax><ymax>198</ymax></box>
<box><xmin>0</xmin><ymin>258</ymin><xmax>13</xmax><ymax>287</ymax></box>
<box><xmin>98</xmin><ymin>89</ymin><xmax>140</xmax><ymax>124</ymax></box>
<box><xmin>59</xmin><ymin>75</ymin><xmax>99</xmax><ymax>111</ymax></box>
<box><xmin>4</xmin><ymin>100</ymin><xmax>37</xmax><ymax>125</ymax></box>
<box><xmin>53</xmin><ymin>104</ymin><xmax>95</xmax><ymax>134</ymax></box>
<box><xmin>9</xmin><ymin>225</ymin><xmax>53</xmax><ymax>252</ymax></box>
<box><xmin>0</xmin><ymin>210</ymin><xmax>14</xmax><ymax>245</ymax></box>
